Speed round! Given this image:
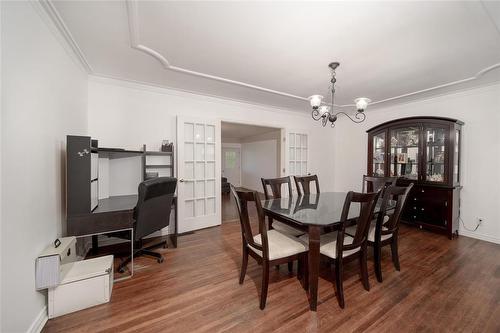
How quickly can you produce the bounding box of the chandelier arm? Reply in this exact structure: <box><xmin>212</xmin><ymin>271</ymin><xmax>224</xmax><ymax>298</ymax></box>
<box><xmin>321</xmin><ymin>113</ymin><xmax>329</xmax><ymax>127</ymax></box>
<box><xmin>334</xmin><ymin>111</ymin><xmax>366</xmax><ymax>123</ymax></box>
<box><xmin>312</xmin><ymin>109</ymin><xmax>326</xmax><ymax>121</ymax></box>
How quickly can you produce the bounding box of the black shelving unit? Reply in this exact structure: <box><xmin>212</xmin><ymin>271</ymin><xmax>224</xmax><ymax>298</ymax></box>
<box><xmin>142</xmin><ymin>144</ymin><xmax>175</xmax><ymax>180</ymax></box>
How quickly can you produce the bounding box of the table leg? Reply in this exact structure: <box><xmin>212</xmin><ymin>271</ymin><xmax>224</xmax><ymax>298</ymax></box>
<box><xmin>308</xmin><ymin>225</ymin><xmax>321</xmax><ymax>311</ymax></box>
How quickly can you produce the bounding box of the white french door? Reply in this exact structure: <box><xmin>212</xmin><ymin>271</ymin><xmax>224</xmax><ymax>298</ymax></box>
<box><xmin>177</xmin><ymin>117</ymin><xmax>221</xmax><ymax>233</ymax></box>
<box><xmin>286</xmin><ymin>131</ymin><xmax>309</xmax><ymax>176</ymax></box>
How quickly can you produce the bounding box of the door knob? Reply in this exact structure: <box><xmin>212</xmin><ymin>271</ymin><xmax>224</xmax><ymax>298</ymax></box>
<box><xmin>179</xmin><ymin>179</ymin><xmax>185</xmax><ymax>183</ymax></box>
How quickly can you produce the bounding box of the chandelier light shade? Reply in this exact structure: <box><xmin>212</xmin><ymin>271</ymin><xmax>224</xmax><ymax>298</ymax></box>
<box><xmin>355</xmin><ymin>97</ymin><xmax>371</xmax><ymax>112</ymax></box>
<box><xmin>310</xmin><ymin>62</ymin><xmax>371</xmax><ymax>128</ymax></box>
<box><xmin>308</xmin><ymin>95</ymin><xmax>323</xmax><ymax>109</ymax></box>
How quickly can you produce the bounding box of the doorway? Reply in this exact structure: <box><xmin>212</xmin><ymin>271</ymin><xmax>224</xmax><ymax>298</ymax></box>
<box><xmin>221</xmin><ymin>121</ymin><xmax>282</xmax><ymax>222</ymax></box>
<box><xmin>222</xmin><ymin>146</ymin><xmax>241</xmax><ymax>187</ymax></box>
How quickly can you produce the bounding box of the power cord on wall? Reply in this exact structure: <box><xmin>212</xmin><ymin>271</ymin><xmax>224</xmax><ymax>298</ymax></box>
<box><xmin>459</xmin><ymin>216</ymin><xmax>482</xmax><ymax>232</ymax></box>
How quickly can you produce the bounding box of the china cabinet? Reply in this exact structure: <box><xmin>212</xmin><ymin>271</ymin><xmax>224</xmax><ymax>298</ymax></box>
<box><xmin>367</xmin><ymin>117</ymin><xmax>463</xmax><ymax>239</ymax></box>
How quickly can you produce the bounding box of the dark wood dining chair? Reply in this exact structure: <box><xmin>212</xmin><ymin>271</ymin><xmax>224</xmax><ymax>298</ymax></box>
<box><xmin>362</xmin><ymin>175</ymin><xmax>397</xmax><ymax>196</ymax></box>
<box><xmin>231</xmin><ymin>185</ymin><xmax>308</xmax><ymax>310</ymax></box>
<box><xmin>261</xmin><ymin>177</ymin><xmax>305</xmax><ymax>237</ymax></box>
<box><xmin>301</xmin><ymin>190</ymin><xmax>380</xmax><ymax>308</ymax></box>
<box><xmin>368</xmin><ymin>184</ymin><xmax>413</xmax><ymax>282</ymax></box>
<box><xmin>294</xmin><ymin>174</ymin><xmax>320</xmax><ymax>196</ymax></box>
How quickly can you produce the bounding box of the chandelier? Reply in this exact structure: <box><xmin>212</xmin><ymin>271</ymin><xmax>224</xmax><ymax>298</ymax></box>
<box><xmin>309</xmin><ymin>62</ymin><xmax>371</xmax><ymax>128</ymax></box>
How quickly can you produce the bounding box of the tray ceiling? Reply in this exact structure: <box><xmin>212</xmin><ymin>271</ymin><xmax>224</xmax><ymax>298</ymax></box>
<box><xmin>50</xmin><ymin>0</ymin><xmax>500</xmax><ymax>112</ymax></box>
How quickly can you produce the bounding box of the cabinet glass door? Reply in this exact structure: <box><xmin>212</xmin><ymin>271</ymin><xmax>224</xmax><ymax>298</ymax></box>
<box><xmin>372</xmin><ymin>132</ymin><xmax>386</xmax><ymax>176</ymax></box>
<box><xmin>390</xmin><ymin>126</ymin><xmax>419</xmax><ymax>180</ymax></box>
<box><xmin>424</xmin><ymin>125</ymin><xmax>447</xmax><ymax>183</ymax></box>
<box><xmin>453</xmin><ymin>129</ymin><xmax>460</xmax><ymax>183</ymax></box>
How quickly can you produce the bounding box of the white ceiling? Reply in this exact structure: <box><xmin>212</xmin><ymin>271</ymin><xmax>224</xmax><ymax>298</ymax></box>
<box><xmin>51</xmin><ymin>0</ymin><xmax>500</xmax><ymax>112</ymax></box>
<box><xmin>221</xmin><ymin>122</ymin><xmax>279</xmax><ymax>140</ymax></box>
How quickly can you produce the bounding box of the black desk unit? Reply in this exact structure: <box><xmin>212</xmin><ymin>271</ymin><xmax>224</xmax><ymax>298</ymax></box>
<box><xmin>66</xmin><ymin>135</ymin><xmax>178</xmax><ymax>252</ymax></box>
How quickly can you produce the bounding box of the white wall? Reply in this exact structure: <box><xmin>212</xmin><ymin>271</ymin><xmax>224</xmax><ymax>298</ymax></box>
<box><xmin>1</xmin><ymin>2</ymin><xmax>88</xmax><ymax>332</ymax></box>
<box><xmin>240</xmin><ymin>130</ymin><xmax>281</xmax><ymax>192</ymax></box>
<box><xmin>332</xmin><ymin>83</ymin><xmax>500</xmax><ymax>244</ymax></box>
<box><xmin>87</xmin><ymin>76</ymin><xmax>335</xmax><ymax>193</ymax></box>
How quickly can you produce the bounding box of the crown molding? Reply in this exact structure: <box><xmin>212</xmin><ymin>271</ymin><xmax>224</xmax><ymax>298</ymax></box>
<box><xmin>89</xmin><ymin>74</ymin><xmax>312</xmax><ymax>118</ymax></box>
<box><xmin>36</xmin><ymin>0</ymin><xmax>93</xmax><ymax>73</ymax></box>
<box><xmin>125</xmin><ymin>0</ymin><xmax>500</xmax><ymax>110</ymax></box>
<box><xmin>38</xmin><ymin>0</ymin><xmax>500</xmax><ymax>110</ymax></box>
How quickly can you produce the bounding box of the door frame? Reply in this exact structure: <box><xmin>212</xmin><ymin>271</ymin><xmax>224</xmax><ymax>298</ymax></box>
<box><xmin>221</xmin><ymin>143</ymin><xmax>242</xmax><ymax>187</ymax></box>
<box><xmin>219</xmin><ymin>119</ymin><xmax>286</xmax><ymax>180</ymax></box>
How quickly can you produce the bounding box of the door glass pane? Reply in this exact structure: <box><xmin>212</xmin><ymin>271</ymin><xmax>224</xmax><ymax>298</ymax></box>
<box><xmin>195</xmin><ymin>124</ymin><xmax>205</xmax><ymax>142</ymax></box>
<box><xmin>390</xmin><ymin>127</ymin><xmax>419</xmax><ymax>180</ymax></box>
<box><xmin>425</xmin><ymin>127</ymin><xmax>446</xmax><ymax>183</ymax></box>
<box><xmin>372</xmin><ymin>132</ymin><xmax>385</xmax><ymax>176</ymax></box>
<box><xmin>289</xmin><ymin>147</ymin><xmax>295</xmax><ymax>160</ymax></box>
<box><xmin>184</xmin><ymin>123</ymin><xmax>194</xmax><ymax>141</ymax></box>
<box><xmin>206</xmin><ymin>180</ymin><xmax>215</xmax><ymax>196</ymax></box>
<box><xmin>185</xmin><ymin>181</ymin><xmax>194</xmax><ymax>199</ymax></box>
<box><xmin>195</xmin><ymin>143</ymin><xmax>205</xmax><ymax>160</ymax></box>
<box><xmin>206</xmin><ymin>198</ymin><xmax>216</xmax><ymax>215</ymax></box>
<box><xmin>454</xmin><ymin>129</ymin><xmax>460</xmax><ymax>183</ymax></box>
<box><xmin>185</xmin><ymin>200</ymin><xmax>194</xmax><ymax>218</ymax></box>
<box><xmin>205</xmin><ymin>162</ymin><xmax>215</xmax><ymax>179</ymax></box>
<box><xmin>185</xmin><ymin>143</ymin><xmax>194</xmax><ymax>161</ymax></box>
<box><xmin>225</xmin><ymin>151</ymin><xmax>236</xmax><ymax>168</ymax></box>
<box><xmin>289</xmin><ymin>161</ymin><xmax>295</xmax><ymax>175</ymax></box>
<box><xmin>206</xmin><ymin>144</ymin><xmax>215</xmax><ymax>161</ymax></box>
<box><xmin>289</xmin><ymin>133</ymin><xmax>295</xmax><ymax>146</ymax></box>
<box><xmin>206</xmin><ymin>125</ymin><xmax>215</xmax><ymax>143</ymax></box>
<box><xmin>195</xmin><ymin>162</ymin><xmax>204</xmax><ymax>180</ymax></box>
<box><xmin>195</xmin><ymin>181</ymin><xmax>205</xmax><ymax>198</ymax></box>
<box><xmin>195</xmin><ymin>199</ymin><xmax>205</xmax><ymax>216</ymax></box>
<box><xmin>184</xmin><ymin>161</ymin><xmax>194</xmax><ymax>179</ymax></box>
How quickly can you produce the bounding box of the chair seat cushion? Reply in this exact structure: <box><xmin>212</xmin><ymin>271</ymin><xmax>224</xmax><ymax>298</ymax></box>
<box><xmin>299</xmin><ymin>232</ymin><xmax>360</xmax><ymax>259</ymax></box>
<box><xmin>249</xmin><ymin>230</ymin><xmax>308</xmax><ymax>260</ymax></box>
<box><xmin>345</xmin><ymin>217</ymin><xmax>393</xmax><ymax>242</ymax></box>
<box><xmin>272</xmin><ymin>221</ymin><xmax>305</xmax><ymax>237</ymax></box>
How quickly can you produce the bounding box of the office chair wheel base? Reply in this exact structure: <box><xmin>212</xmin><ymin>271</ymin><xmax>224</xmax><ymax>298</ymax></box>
<box><xmin>157</xmin><ymin>257</ymin><xmax>164</xmax><ymax>264</ymax></box>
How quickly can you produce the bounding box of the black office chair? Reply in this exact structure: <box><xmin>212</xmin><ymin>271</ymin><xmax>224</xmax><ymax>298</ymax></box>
<box><xmin>118</xmin><ymin>177</ymin><xmax>177</xmax><ymax>273</ymax></box>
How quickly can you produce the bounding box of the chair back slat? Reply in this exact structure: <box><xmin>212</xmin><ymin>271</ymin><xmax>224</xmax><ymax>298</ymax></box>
<box><xmin>230</xmin><ymin>185</ymin><xmax>268</xmax><ymax>257</ymax></box>
<box><xmin>362</xmin><ymin>175</ymin><xmax>397</xmax><ymax>196</ymax></box>
<box><xmin>376</xmin><ymin>184</ymin><xmax>414</xmax><ymax>238</ymax></box>
<box><xmin>336</xmin><ymin>190</ymin><xmax>380</xmax><ymax>255</ymax></box>
<box><xmin>261</xmin><ymin>176</ymin><xmax>293</xmax><ymax>199</ymax></box>
<box><xmin>294</xmin><ymin>175</ymin><xmax>320</xmax><ymax>196</ymax></box>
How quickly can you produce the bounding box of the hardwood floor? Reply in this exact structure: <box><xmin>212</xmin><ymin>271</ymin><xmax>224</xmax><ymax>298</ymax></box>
<box><xmin>44</xmin><ymin>203</ymin><xmax>500</xmax><ymax>332</ymax></box>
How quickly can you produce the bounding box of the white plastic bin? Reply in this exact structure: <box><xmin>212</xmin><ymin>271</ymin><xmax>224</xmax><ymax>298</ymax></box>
<box><xmin>48</xmin><ymin>255</ymin><xmax>114</xmax><ymax>319</ymax></box>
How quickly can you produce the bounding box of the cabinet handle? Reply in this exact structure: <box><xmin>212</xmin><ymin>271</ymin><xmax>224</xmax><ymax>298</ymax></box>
<box><xmin>413</xmin><ymin>206</ymin><xmax>417</xmax><ymax>209</ymax></box>
<box><xmin>421</xmin><ymin>208</ymin><xmax>425</xmax><ymax>211</ymax></box>
<box><xmin>421</xmin><ymin>189</ymin><xmax>425</xmax><ymax>193</ymax></box>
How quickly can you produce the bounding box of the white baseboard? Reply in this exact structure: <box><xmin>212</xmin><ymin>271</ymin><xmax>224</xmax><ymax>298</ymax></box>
<box><xmin>27</xmin><ymin>306</ymin><xmax>48</xmax><ymax>333</ymax></box>
<box><xmin>459</xmin><ymin>229</ymin><xmax>500</xmax><ymax>245</ymax></box>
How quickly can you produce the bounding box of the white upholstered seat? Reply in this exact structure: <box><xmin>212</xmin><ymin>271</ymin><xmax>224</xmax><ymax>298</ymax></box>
<box><xmin>345</xmin><ymin>215</ymin><xmax>393</xmax><ymax>242</ymax></box>
<box><xmin>249</xmin><ymin>230</ymin><xmax>308</xmax><ymax>260</ymax></box>
<box><xmin>272</xmin><ymin>221</ymin><xmax>305</xmax><ymax>237</ymax></box>
<box><xmin>299</xmin><ymin>232</ymin><xmax>360</xmax><ymax>259</ymax></box>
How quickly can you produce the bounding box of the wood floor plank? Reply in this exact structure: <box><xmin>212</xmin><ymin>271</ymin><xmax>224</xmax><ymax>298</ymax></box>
<box><xmin>44</xmin><ymin>198</ymin><xmax>500</xmax><ymax>333</ymax></box>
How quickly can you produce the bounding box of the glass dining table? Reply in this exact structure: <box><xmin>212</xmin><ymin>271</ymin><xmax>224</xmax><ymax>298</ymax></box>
<box><xmin>262</xmin><ymin>192</ymin><xmax>394</xmax><ymax>311</ymax></box>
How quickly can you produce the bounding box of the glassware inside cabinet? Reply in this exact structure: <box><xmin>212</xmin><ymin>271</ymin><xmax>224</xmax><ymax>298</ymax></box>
<box><xmin>372</xmin><ymin>132</ymin><xmax>385</xmax><ymax>176</ymax></box>
<box><xmin>390</xmin><ymin>127</ymin><xmax>419</xmax><ymax>180</ymax></box>
<box><xmin>425</xmin><ymin>126</ymin><xmax>446</xmax><ymax>183</ymax></box>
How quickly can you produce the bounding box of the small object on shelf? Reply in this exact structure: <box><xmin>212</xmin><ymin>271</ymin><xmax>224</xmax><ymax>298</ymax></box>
<box><xmin>146</xmin><ymin>172</ymin><xmax>159</xmax><ymax>179</ymax></box>
<box><xmin>161</xmin><ymin>140</ymin><xmax>173</xmax><ymax>152</ymax></box>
